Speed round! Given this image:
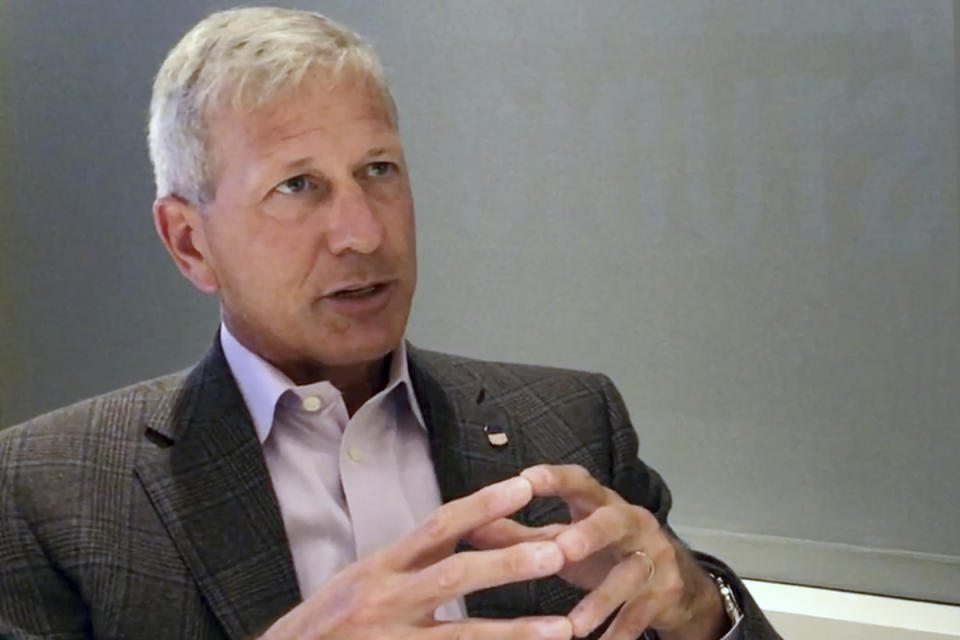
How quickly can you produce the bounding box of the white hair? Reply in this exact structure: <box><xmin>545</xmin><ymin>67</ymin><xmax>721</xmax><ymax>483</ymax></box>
<box><xmin>147</xmin><ymin>7</ymin><xmax>397</xmax><ymax>206</ymax></box>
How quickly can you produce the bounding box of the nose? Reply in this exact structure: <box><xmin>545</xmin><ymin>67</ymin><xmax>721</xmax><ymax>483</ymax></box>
<box><xmin>325</xmin><ymin>182</ymin><xmax>383</xmax><ymax>255</ymax></box>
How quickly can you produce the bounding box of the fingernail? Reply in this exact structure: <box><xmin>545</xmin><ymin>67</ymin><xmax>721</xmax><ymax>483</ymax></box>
<box><xmin>521</xmin><ymin>466</ymin><xmax>549</xmax><ymax>486</ymax></box>
<box><xmin>505</xmin><ymin>476</ymin><xmax>533</xmax><ymax>502</ymax></box>
<box><xmin>537</xmin><ymin>617</ymin><xmax>572</xmax><ymax>640</ymax></box>
<box><xmin>533</xmin><ymin>542</ymin><xmax>564</xmax><ymax>571</ymax></box>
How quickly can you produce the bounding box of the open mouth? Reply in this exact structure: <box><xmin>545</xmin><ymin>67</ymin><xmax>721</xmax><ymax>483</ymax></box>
<box><xmin>330</xmin><ymin>283</ymin><xmax>383</xmax><ymax>299</ymax></box>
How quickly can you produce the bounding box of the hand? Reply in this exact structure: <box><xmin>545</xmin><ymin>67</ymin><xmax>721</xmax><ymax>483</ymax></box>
<box><xmin>468</xmin><ymin>465</ymin><xmax>728</xmax><ymax>640</ymax></box>
<box><xmin>260</xmin><ymin>476</ymin><xmax>574</xmax><ymax>640</ymax></box>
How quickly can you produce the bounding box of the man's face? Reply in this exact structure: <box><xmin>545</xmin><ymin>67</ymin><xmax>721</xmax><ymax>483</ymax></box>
<box><xmin>196</xmin><ymin>75</ymin><xmax>416</xmax><ymax>382</ymax></box>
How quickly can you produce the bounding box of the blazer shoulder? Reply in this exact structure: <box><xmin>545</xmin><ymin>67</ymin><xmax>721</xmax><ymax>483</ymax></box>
<box><xmin>407</xmin><ymin>346</ymin><xmax>625</xmax><ymax>436</ymax></box>
<box><xmin>409</xmin><ymin>345</ymin><xmax>614</xmax><ymax>392</ymax></box>
<box><xmin>1</xmin><ymin>368</ymin><xmax>193</xmax><ymax>455</ymax></box>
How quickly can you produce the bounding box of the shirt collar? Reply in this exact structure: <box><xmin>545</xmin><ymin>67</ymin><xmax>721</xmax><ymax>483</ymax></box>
<box><xmin>388</xmin><ymin>337</ymin><xmax>427</xmax><ymax>431</ymax></box>
<box><xmin>219</xmin><ymin>323</ymin><xmax>426</xmax><ymax>444</ymax></box>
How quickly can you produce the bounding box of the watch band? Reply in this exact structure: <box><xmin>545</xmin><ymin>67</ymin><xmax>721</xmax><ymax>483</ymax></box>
<box><xmin>709</xmin><ymin>572</ymin><xmax>744</xmax><ymax>625</ymax></box>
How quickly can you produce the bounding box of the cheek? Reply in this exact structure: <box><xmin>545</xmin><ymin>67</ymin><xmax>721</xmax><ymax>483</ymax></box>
<box><xmin>380</xmin><ymin>199</ymin><xmax>416</xmax><ymax>257</ymax></box>
<box><xmin>212</xmin><ymin>222</ymin><xmax>315</xmax><ymax>293</ymax></box>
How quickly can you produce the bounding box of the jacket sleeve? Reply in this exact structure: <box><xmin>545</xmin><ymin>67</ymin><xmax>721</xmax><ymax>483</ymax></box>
<box><xmin>0</xmin><ymin>427</ymin><xmax>92</xmax><ymax>640</ymax></box>
<box><xmin>596</xmin><ymin>373</ymin><xmax>783</xmax><ymax>640</ymax></box>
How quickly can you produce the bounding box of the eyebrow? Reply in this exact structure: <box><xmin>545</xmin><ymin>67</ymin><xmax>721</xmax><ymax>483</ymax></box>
<box><xmin>279</xmin><ymin>157</ymin><xmax>313</xmax><ymax>174</ymax></box>
<box><xmin>275</xmin><ymin>145</ymin><xmax>399</xmax><ymax>174</ymax></box>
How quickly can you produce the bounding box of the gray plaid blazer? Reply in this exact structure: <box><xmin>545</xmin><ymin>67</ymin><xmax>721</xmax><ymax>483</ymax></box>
<box><xmin>0</xmin><ymin>340</ymin><xmax>780</xmax><ymax>639</ymax></box>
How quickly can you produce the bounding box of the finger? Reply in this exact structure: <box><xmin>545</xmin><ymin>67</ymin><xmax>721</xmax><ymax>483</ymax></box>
<box><xmin>420</xmin><ymin>616</ymin><xmax>573</xmax><ymax>640</ymax></box>
<box><xmin>553</xmin><ymin>504</ymin><xmax>632</xmax><ymax>562</ymax></box>
<box><xmin>598</xmin><ymin>597</ymin><xmax>655</xmax><ymax>640</ymax></box>
<box><xmin>405</xmin><ymin>541</ymin><xmax>565</xmax><ymax>612</ymax></box>
<box><xmin>520</xmin><ymin>464</ymin><xmax>611</xmax><ymax>515</ymax></box>
<box><xmin>396</xmin><ymin>476</ymin><xmax>534</xmax><ymax>568</ymax></box>
<box><xmin>567</xmin><ymin>551</ymin><xmax>656</xmax><ymax>638</ymax></box>
<box><xmin>465</xmin><ymin>518</ymin><xmax>568</xmax><ymax>549</ymax></box>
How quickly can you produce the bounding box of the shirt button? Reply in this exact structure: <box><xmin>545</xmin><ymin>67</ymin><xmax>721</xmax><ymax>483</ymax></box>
<box><xmin>347</xmin><ymin>445</ymin><xmax>363</xmax><ymax>463</ymax></box>
<box><xmin>302</xmin><ymin>396</ymin><xmax>322</xmax><ymax>412</ymax></box>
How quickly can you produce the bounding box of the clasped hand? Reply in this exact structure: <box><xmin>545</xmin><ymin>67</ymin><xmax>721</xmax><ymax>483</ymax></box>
<box><xmin>261</xmin><ymin>465</ymin><xmax>726</xmax><ymax>640</ymax></box>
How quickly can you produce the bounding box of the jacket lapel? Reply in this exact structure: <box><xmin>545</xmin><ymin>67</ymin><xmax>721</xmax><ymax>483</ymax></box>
<box><xmin>134</xmin><ymin>340</ymin><xmax>300</xmax><ymax>639</ymax></box>
<box><xmin>133</xmin><ymin>342</ymin><xmax>542</xmax><ymax>633</ymax></box>
<box><xmin>408</xmin><ymin>345</ymin><xmax>529</xmax><ymax>497</ymax></box>
<box><xmin>407</xmin><ymin>346</ymin><xmax>536</xmax><ymax>618</ymax></box>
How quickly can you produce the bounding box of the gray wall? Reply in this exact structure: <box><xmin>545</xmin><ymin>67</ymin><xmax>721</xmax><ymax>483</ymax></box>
<box><xmin>2</xmin><ymin>1</ymin><xmax>958</xmax><ymax>604</ymax></box>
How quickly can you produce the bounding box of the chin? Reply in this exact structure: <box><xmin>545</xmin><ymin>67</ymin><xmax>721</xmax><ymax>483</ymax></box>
<box><xmin>317</xmin><ymin>330</ymin><xmax>404</xmax><ymax>367</ymax></box>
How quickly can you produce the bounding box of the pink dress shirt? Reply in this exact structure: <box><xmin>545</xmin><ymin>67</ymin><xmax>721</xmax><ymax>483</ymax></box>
<box><xmin>220</xmin><ymin>326</ymin><xmax>741</xmax><ymax>637</ymax></box>
<box><xmin>220</xmin><ymin>324</ymin><xmax>464</xmax><ymax>621</ymax></box>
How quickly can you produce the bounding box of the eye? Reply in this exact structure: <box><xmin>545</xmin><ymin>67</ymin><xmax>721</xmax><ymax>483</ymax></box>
<box><xmin>275</xmin><ymin>175</ymin><xmax>314</xmax><ymax>195</ymax></box>
<box><xmin>362</xmin><ymin>161</ymin><xmax>396</xmax><ymax>178</ymax></box>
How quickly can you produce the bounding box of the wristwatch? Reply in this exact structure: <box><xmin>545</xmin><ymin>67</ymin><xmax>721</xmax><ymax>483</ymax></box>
<box><xmin>709</xmin><ymin>572</ymin><xmax>744</xmax><ymax>625</ymax></box>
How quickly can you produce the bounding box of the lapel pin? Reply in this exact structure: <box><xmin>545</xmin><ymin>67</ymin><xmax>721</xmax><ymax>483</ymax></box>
<box><xmin>483</xmin><ymin>424</ymin><xmax>509</xmax><ymax>447</ymax></box>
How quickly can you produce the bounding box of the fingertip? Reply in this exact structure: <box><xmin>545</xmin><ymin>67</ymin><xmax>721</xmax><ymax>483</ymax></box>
<box><xmin>532</xmin><ymin>541</ymin><xmax>565</xmax><ymax>573</ymax></box>
<box><xmin>569</xmin><ymin>614</ymin><xmax>592</xmax><ymax>639</ymax></box>
<box><xmin>520</xmin><ymin>464</ymin><xmax>551</xmax><ymax>488</ymax></box>
<box><xmin>565</xmin><ymin>617</ymin><xmax>581</xmax><ymax>639</ymax></box>
<box><xmin>556</xmin><ymin>529</ymin><xmax>586</xmax><ymax>561</ymax></box>
<box><xmin>567</xmin><ymin>602</ymin><xmax>600</xmax><ymax>638</ymax></box>
<box><xmin>536</xmin><ymin>616</ymin><xmax>573</xmax><ymax>640</ymax></box>
<box><xmin>507</xmin><ymin>475</ymin><xmax>533</xmax><ymax>502</ymax></box>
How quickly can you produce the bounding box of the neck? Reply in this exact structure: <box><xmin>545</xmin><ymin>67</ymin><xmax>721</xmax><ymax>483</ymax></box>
<box><xmin>283</xmin><ymin>356</ymin><xmax>391</xmax><ymax>417</ymax></box>
<box><xmin>219</xmin><ymin>320</ymin><xmax>396</xmax><ymax>416</ymax></box>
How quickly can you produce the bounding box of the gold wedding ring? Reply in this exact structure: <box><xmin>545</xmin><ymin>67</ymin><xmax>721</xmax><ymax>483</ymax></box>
<box><xmin>624</xmin><ymin>550</ymin><xmax>656</xmax><ymax>582</ymax></box>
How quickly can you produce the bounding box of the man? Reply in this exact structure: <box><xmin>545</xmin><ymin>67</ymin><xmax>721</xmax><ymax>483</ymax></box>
<box><xmin>0</xmin><ymin>8</ymin><xmax>780</xmax><ymax>640</ymax></box>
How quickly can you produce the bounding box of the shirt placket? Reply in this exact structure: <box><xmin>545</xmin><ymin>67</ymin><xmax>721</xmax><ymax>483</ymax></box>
<box><xmin>340</xmin><ymin>392</ymin><xmax>418</xmax><ymax>560</ymax></box>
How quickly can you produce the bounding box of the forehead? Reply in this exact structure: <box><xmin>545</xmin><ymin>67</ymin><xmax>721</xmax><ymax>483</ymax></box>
<box><xmin>205</xmin><ymin>73</ymin><xmax>396</xmax><ymax>158</ymax></box>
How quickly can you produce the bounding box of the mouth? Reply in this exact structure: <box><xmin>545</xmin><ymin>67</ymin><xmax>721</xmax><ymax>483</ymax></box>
<box><xmin>330</xmin><ymin>283</ymin><xmax>383</xmax><ymax>299</ymax></box>
<box><xmin>321</xmin><ymin>280</ymin><xmax>394</xmax><ymax>316</ymax></box>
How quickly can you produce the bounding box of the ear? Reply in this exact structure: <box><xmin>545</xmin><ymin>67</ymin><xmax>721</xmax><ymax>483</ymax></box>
<box><xmin>152</xmin><ymin>196</ymin><xmax>220</xmax><ymax>294</ymax></box>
